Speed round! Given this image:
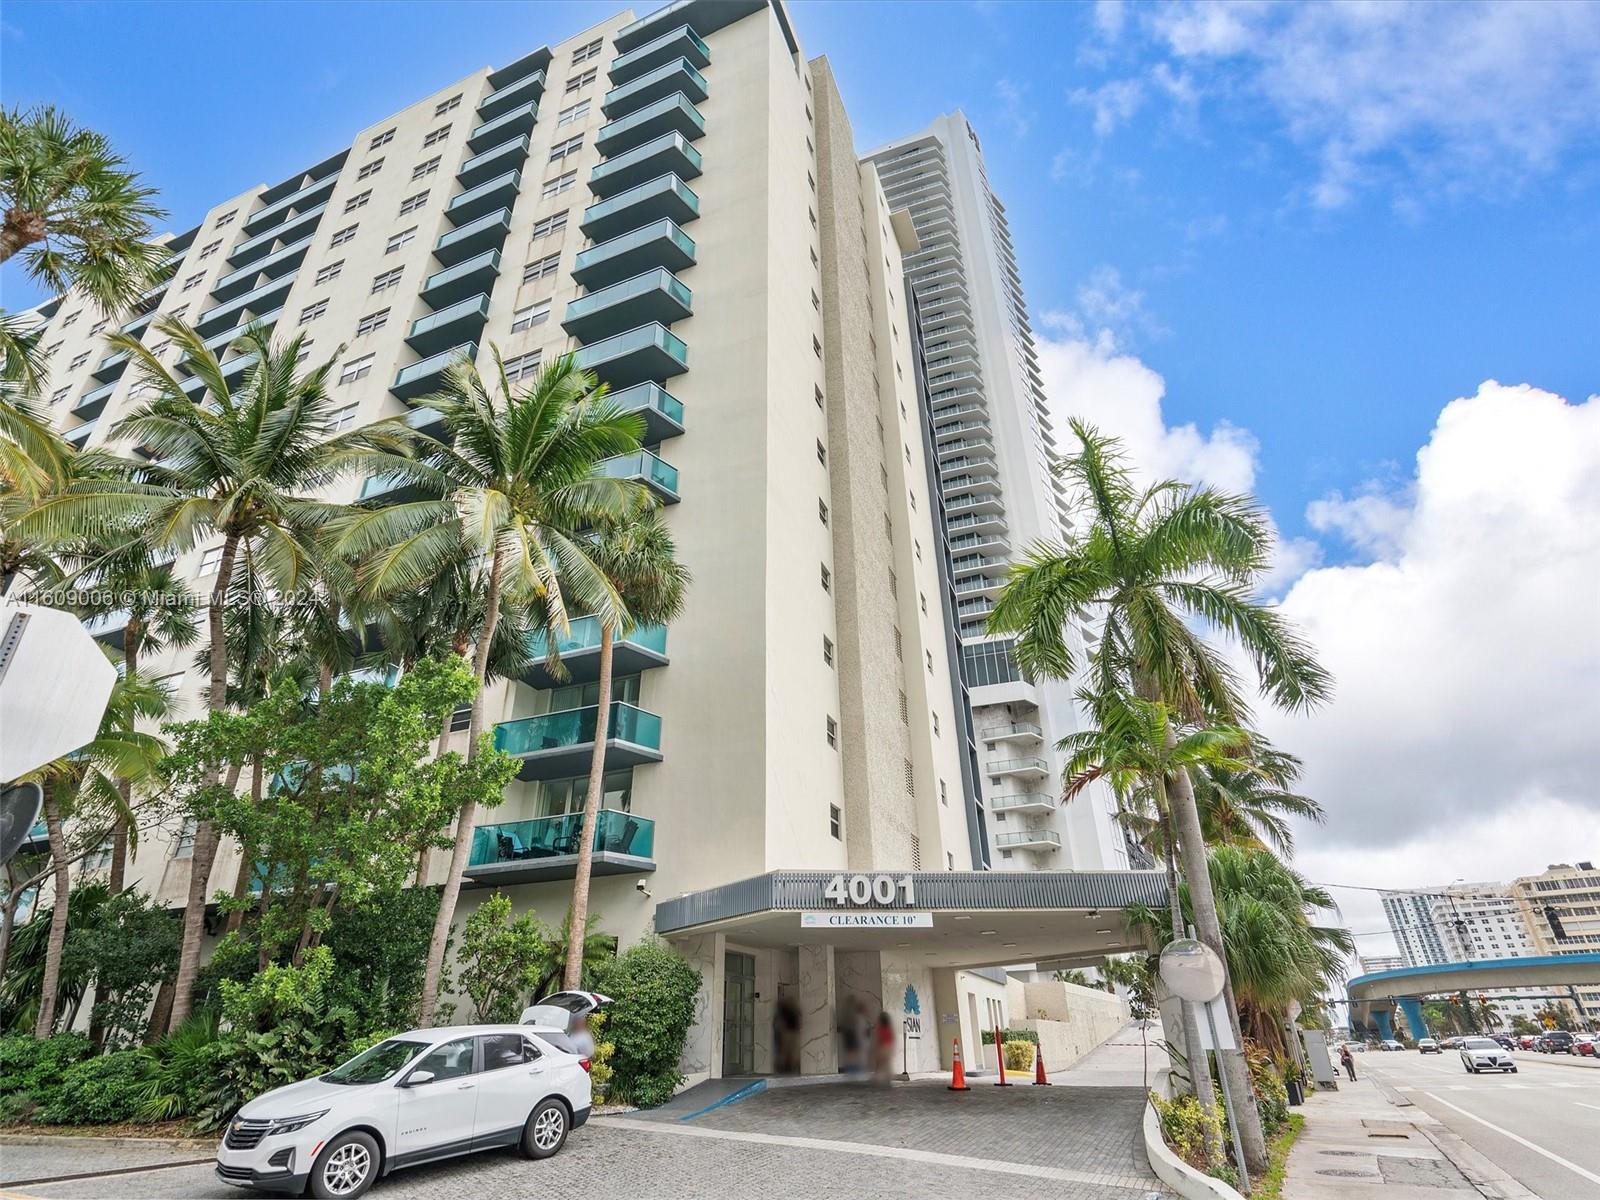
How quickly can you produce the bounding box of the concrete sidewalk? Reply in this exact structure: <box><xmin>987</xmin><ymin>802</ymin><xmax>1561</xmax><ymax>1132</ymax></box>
<box><xmin>1283</xmin><ymin>1075</ymin><xmax>1533</xmax><ymax>1200</ymax></box>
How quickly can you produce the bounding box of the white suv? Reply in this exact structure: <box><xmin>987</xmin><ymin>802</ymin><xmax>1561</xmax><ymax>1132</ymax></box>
<box><xmin>214</xmin><ymin>1023</ymin><xmax>591</xmax><ymax>1198</ymax></box>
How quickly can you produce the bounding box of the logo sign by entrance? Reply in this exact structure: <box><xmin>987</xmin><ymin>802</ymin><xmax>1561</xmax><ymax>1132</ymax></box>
<box><xmin>800</xmin><ymin>911</ymin><xmax>933</xmax><ymax>929</ymax></box>
<box><xmin>903</xmin><ymin>985</ymin><xmax>923</xmax><ymax>1039</ymax></box>
<box><xmin>822</xmin><ymin>873</ymin><xmax>915</xmax><ymax>906</ymax></box>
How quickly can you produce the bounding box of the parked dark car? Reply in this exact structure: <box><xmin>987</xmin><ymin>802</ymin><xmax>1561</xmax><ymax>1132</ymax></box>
<box><xmin>1492</xmin><ymin>1035</ymin><xmax>1517</xmax><ymax>1050</ymax></box>
<box><xmin>1538</xmin><ymin>1030</ymin><xmax>1575</xmax><ymax>1053</ymax></box>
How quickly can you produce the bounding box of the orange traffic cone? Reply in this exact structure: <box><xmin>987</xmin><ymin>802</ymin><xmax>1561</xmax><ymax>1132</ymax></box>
<box><xmin>947</xmin><ymin>1039</ymin><xmax>970</xmax><ymax>1091</ymax></box>
<box><xmin>994</xmin><ymin>1025</ymin><xmax>1012</xmax><ymax>1086</ymax></box>
<box><xmin>1034</xmin><ymin>1044</ymin><xmax>1052</xmax><ymax>1086</ymax></box>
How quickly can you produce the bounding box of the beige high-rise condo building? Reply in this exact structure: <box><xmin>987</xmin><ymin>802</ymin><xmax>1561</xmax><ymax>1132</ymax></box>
<box><xmin>1512</xmin><ymin>861</ymin><xmax>1600</xmax><ymax>1019</ymax></box>
<box><xmin>13</xmin><ymin>0</ymin><xmax>1161</xmax><ymax>1083</ymax></box>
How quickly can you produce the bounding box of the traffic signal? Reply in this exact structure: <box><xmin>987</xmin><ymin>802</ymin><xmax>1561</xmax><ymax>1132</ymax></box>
<box><xmin>1545</xmin><ymin>905</ymin><xmax>1569</xmax><ymax>941</ymax></box>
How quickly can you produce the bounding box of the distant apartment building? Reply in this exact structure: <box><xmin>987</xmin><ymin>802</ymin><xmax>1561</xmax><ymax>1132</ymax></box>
<box><xmin>863</xmin><ymin>114</ymin><xmax>1129</xmax><ymax>874</ymax></box>
<box><xmin>1512</xmin><ymin>861</ymin><xmax>1600</xmax><ymax>1019</ymax></box>
<box><xmin>1358</xmin><ymin>954</ymin><xmax>1404</xmax><ymax>975</ymax></box>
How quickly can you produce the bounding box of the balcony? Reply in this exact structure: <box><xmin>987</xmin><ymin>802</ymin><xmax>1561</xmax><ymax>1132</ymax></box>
<box><xmin>572</xmin><ymin>219</ymin><xmax>695</xmax><ymax>290</ymax></box>
<box><xmin>562</xmin><ymin>268</ymin><xmax>691</xmax><ymax>341</ymax></box>
<box><xmin>944</xmin><ymin>491</ymin><xmax>1005</xmax><ymax>519</ymax></box>
<box><xmin>595</xmin><ymin>94</ymin><xmax>704</xmax><ymax>158</ymax></box>
<box><xmin>405</xmin><ymin>405</ymin><xmax>448</xmax><ymax>440</ymax></box>
<box><xmin>242</xmin><ymin>173</ymin><xmax>339</xmax><ymax>236</ymax></box>
<box><xmin>84</xmin><ymin>608</ymin><xmax>130</xmax><ymax>648</ymax></box>
<box><xmin>227</xmin><ymin>203</ymin><xmax>327</xmax><ymax>266</ymax></box>
<box><xmin>358</xmin><ymin>471</ymin><xmax>428</xmax><ymax>505</ymax></box>
<box><xmin>118</xmin><ymin>310</ymin><xmax>157</xmax><ymax>338</ymax></box>
<box><xmin>597</xmin><ymin>449</ymin><xmax>680</xmax><ymax>504</ymax></box>
<box><xmin>433</xmin><ymin>208</ymin><xmax>512</xmax><ymax>265</ymax></box>
<box><xmin>995</xmin><ymin>828</ymin><xmax>1061</xmax><ymax>851</ymax></box>
<box><xmin>420</xmin><ymin>251</ymin><xmax>500</xmax><ymax>310</ymax></box>
<box><xmin>406</xmin><ymin>293</ymin><xmax>491</xmax><ymax>356</ymax></box>
<box><xmin>73</xmin><ymin>380</ymin><xmax>117</xmax><ymax>419</ymax></box>
<box><xmin>444</xmin><ymin>170</ymin><xmax>521</xmax><ymax>227</ymax></box>
<box><xmin>467</xmin><ymin>99</ymin><xmax>538</xmax><ymax>152</ymax></box>
<box><xmin>63</xmin><ymin>420</ymin><xmax>97</xmax><ymax>447</ymax></box>
<box><xmin>574</xmin><ymin>322</ymin><xmax>688</xmax><ymax>389</ymax></box>
<box><xmin>602</xmin><ymin>58</ymin><xmax>709</xmax><ymax>119</ymax></box>
<box><xmin>609</xmin><ymin>25</ymin><xmax>711</xmax><ymax>84</ymax></box>
<box><xmin>493</xmin><ymin>701</ymin><xmax>663</xmax><ymax>779</ymax></box>
<box><xmin>89</xmin><ymin>349</ymin><xmax>130</xmax><ymax>383</ymax></box>
<box><xmin>523</xmin><ymin>616</ymin><xmax>668</xmax><ymax>687</ymax></box>
<box><xmin>607</xmin><ymin>381</ymin><xmax>685</xmax><ymax>442</ymax></box>
<box><xmin>465</xmin><ymin>810</ymin><xmax>654</xmax><ymax>885</ymax></box>
<box><xmin>588</xmin><ymin>132</ymin><xmax>702</xmax><ymax>198</ymax></box>
<box><xmin>199</xmin><ymin>307</ymin><xmax>282</xmax><ymax>357</ymax></box>
<box><xmin>392</xmin><ymin>342</ymin><xmax>478</xmax><ymax>400</ymax></box>
<box><xmin>196</xmin><ymin>274</ymin><xmax>294</xmax><ymax>333</ymax></box>
<box><xmin>987</xmin><ymin>756</ymin><xmax>1049</xmax><ymax>782</ymax></box>
<box><xmin>212</xmin><ymin>235</ymin><xmax>313</xmax><ymax>300</ymax></box>
<box><xmin>17</xmin><ymin>820</ymin><xmax>49</xmax><ymax>857</ymax></box>
<box><xmin>988</xmin><ymin>793</ymin><xmax>1056</xmax><ymax>815</ymax></box>
<box><xmin>981</xmin><ymin>721</ymin><xmax>1043</xmax><ymax>744</ymax></box>
<box><xmin>477</xmin><ymin>70</ymin><xmax>544</xmax><ymax>121</ymax></box>
<box><xmin>457</xmin><ymin>135</ymin><xmax>530</xmax><ymax>188</ymax></box>
<box><xmin>580</xmin><ymin>174</ymin><xmax>699</xmax><ymax>241</ymax></box>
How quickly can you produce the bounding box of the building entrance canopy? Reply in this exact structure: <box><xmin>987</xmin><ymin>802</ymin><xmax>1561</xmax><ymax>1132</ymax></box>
<box><xmin>654</xmin><ymin>869</ymin><xmax>1166</xmax><ymax>968</ymax></box>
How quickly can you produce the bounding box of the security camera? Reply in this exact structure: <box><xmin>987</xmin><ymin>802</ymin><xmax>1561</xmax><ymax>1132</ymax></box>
<box><xmin>636</xmin><ymin>880</ymin><xmax>652</xmax><ymax>898</ymax></box>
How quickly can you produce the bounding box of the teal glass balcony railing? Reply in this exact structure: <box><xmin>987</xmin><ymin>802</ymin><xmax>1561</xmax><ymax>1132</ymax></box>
<box><xmin>227</xmin><ymin>203</ymin><xmax>327</xmax><ymax>266</ymax></box>
<box><xmin>609</xmin><ymin>24</ymin><xmax>711</xmax><ymax>84</ymax></box>
<box><xmin>406</xmin><ymin>292</ymin><xmax>491</xmax><ymax>356</ymax></box>
<box><xmin>594</xmin><ymin>93</ymin><xmax>705</xmax><ymax>157</ymax></box>
<box><xmin>444</xmin><ymin>170</ymin><xmax>521</xmax><ymax>227</ymax></box>
<box><xmin>64</xmin><ymin>419</ymin><xmax>97</xmax><ymax>446</ymax></box>
<box><xmin>607</xmin><ymin>381</ymin><xmax>685</xmax><ymax>442</ymax></box>
<box><xmin>392</xmin><ymin>342</ymin><xmax>478</xmax><ymax>400</ymax></box>
<box><xmin>571</xmin><ymin>219</ymin><xmax>695</xmax><ymax>289</ymax></box>
<box><xmin>89</xmin><ymin>349</ymin><xmax>130</xmax><ymax>382</ymax></box>
<box><xmin>580</xmin><ymin>173</ymin><xmax>699</xmax><ymax>241</ymax></box>
<box><xmin>467</xmin><ymin>810</ymin><xmax>654</xmax><ymax>881</ymax></box>
<box><xmin>196</xmin><ymin>274</ymin><xmax>294</xmax><ymax>332</ymax></box>
<box><xmin>467</xmin><ymin>99</ymin><xmax>538</xmax><ymax>152</ymax></box>
<box><xmin>73</xmin><ymin>380</ymin><xmax>117</xmax><ymax>419</ymax></box>
<box><xmin>573</xmin><ymin>322</ymin><xmax>688</xmax><ymax>389</ymax></box>
<box><xmin>212</xmin><ymin>235</ymin><xmax>313</xmax><ymax>299</ymax></box>
<box><xmin>602</xmin><ymin>57</ymin><xmax>709</xmax><ymax>119</ymax></box>
<box><xmin>433</xmin><ymin>208</ymin><xmax>512</xmax><ymax>265</ymax></box>
<box><xmin>523</xmin><ymin>615</ymin><xmax>668</xmax><ymax>686</ymax></box>
<box><xmin>118</xmin><ymin>309</ymin><xmax>157</xmax><ymax>338</ymax></box>
<box><xmin>477</xmin><ymin>69</ymin><xmax>544</xmax><ymax>121</ymax></box>
<box><xmin>494</xmin><ymin>701</ymin><xmax>663</xmax><ymax>778</ymax></box>
<box><xmin>562</xmin><ymin>267</ymin><xmax>692</xmax><ymax>341</ymax></box>
<box><xmin>597</xmin><ymin>449</ymin><xmax>679</xmax><ymax>504</ymax></box>
<box><xmin>421</xmin><ymin>248</ymin><xmax>501</xmax><ymax>307</ymax></box>
<box><xmin>456</xmin><ymin>135</ymin><xmax>530</xmax><ymax>188</ymax></box>
<box><xmin>588</xmin><ymin>132</ymin><xmax>702</xmax><ymax>199</ymax></box>
<box><xmin>358</xmin><ymin>472</ymin><xmax>410</xmax><ymax>503</ymax></box>
<box><xmin>198</xmin><ymin>307</ymin><xmax>282</xmax><ymax>357</ymax></box>
<box><xmin>242</xmin><ymin>173</ymin><xmax>338</xmax><ymax>236</ymax></box>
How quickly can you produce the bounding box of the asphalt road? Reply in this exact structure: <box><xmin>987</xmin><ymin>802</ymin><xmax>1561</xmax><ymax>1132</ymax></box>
<box><xmin>1362</xmin><ymin>1049</ymin><xmax>1600</xmax><ymax>1200</ymax></box>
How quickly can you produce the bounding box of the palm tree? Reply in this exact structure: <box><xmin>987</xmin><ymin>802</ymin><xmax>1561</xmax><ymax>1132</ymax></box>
<box><xmin>25</xmin><ymin>668</ymin><xmax>168</xmax><ymax>1036</ymax></box>
<box><xmin>991</xmin><ymin>420</ymin><xmax>1332</xmax><ymax>1171</ymax></box>
<box><xmin>330</xmin><ymin>350</ymin><xmax>650</xmax><ymax>1024</ymax></box>
<box><xmin>563</xmin><ymin>508</ymin><xmax>688</xmax><ymax>989</ymax></box>
<box><xmin>1191</xmin><ymin>744</ymin><xmax>1324</xmax><ymax>856</ymax></box>
<box><xmin>0</xmin><ymin>104</ymin><xmax>167</xmax><ymax>311</ymax></box>
<box><xmin>13</xmin><ymin>315</ymin><xmax>414</xmax><ymax>1031</ymax></box>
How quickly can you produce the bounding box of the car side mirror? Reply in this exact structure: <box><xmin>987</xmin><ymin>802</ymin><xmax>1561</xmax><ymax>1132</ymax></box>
<box><xmin>401</xmin><ymin>1070</ymin><xmax>435</xmax><ymax>1088</ymax></box>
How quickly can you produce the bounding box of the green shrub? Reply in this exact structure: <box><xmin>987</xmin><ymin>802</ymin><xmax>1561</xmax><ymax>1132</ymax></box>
<box><xmin>0</xmin><ymin>1033</ymin><xmax>93</xmax><ymax>1112</ymax></box>
<box><xmin>133</xmin><ymin>1016</ymin><xmax>222</xmax><ymax>1123</ymax></box>
<box><xmin>1001</xmin><ymin>1039</ymin><xmax>1035</xmax><ymax>1072</ymax></box>
<box><xmin>594</xmin><ymin>940</ymin><xmax>700</xmax><ymax>1108</ymax></box>
<box><xmin>38</xmin><ymin>1051</ymin><xmax>153</xmax><ymax>1125</ymax></box>
<box><xmin>1151</xmin><ymin>1090</ymin><xmax>1223</xmax><ymax>1173</ymax></box>
<box><xmin>586</xmin><ymin>1010</ymin><xmax>615</xmax><ymax>1102</ymax></box>
<box><xmin>979</xmin><ymin>1027</ymin><xmax>1038</xmax><ymax>1045</ymax></box>
<box><xmin>1247</xmin><ymin>1045</ymin><xmax>1290</xmax><ymax>1137</ymax></box>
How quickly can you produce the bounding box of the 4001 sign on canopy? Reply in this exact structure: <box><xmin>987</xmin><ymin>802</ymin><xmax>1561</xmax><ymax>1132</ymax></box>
<box><xmin>801</xmin><ymin>874</ymin><xmax>933</xmax><ymax>928</ymax></box>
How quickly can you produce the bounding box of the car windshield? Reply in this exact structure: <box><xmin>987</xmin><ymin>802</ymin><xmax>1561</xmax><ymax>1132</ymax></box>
<box><xmin>1463</xmin><ymin>1038</ymin><xmax>1499</xmax><ymax>1049</ymax></box>
<box><xmin>323</xmin><ymin>1038</ymin><xmax>430</xmax><ymax>1085</ymax></box>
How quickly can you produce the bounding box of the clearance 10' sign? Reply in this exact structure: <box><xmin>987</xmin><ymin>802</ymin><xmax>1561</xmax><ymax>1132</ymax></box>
<box><xmin>822</xmin><ymin>873</ymin><xmax>916</xmax><ymax>906</ymax></box>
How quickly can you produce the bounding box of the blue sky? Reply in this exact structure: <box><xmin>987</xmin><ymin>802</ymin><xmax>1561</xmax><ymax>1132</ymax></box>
<box><xmin>4</xmin><ymin>0</ymin><xmax>1598</xmax><ymax>934</ymax></box>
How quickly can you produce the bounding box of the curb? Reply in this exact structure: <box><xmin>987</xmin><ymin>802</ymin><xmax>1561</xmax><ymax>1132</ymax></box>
<box><xmin>0</xmin><ymin>1133</ymin><xmax>214</xmax><ymax>1151</ymax></box>
<box><xmin>1524</xmin><ymin>1054</ymin><xmax>1599</xmax><ymax>1070</ymax></box>
<box><xmin>1141</xmin><ymin>1102</ymin><xmax>1244</xmax><ymax>1200</ymax></box>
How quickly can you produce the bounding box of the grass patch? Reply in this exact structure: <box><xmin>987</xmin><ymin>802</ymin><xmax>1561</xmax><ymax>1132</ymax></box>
<box><xmin>1251</xmin><ymin>1112</ymin><xmax>1306</xmax><ymax>1200</ymax></box>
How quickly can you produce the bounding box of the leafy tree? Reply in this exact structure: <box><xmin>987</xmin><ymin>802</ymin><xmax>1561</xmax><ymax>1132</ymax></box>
<box><xmin>991</xmin><ymin>421</ymin><xmax>1332</xmax><ymax>1172</ymax></box>
<box><xmin>61</xmin><ymin>888</ymin><xmax>180</xmax><ymax>1049</ymax></box>
<box><xmin>0</xmin><ymin>883</ymin><xmax>111</xmax><ymax>1035</ymax></box>
<box><xmin>455</xmin><ymin>893</ymin><xmax>554</xmax><ymax>1024</ymax></box>
<box><xmin>595</xmin><ymin>940</ymin><xmax>701</xmax><ymax>1107</ymax></box>
<box><xmin>321</xmin><ymin>888</ymin><xmax>440</xmax><ymax>1034</ymax></box>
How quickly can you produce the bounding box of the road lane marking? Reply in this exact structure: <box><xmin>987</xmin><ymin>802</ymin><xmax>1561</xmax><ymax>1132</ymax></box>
<box><xmin>1421</xmin><ymin>1091</ymin><xmax>1600</xmax><ymax>1188</ymax></box>
<box><xmin>1578</xmin><ymin>1102</ymin><xmax>1600</xmax><ymax>1112</ymax></box>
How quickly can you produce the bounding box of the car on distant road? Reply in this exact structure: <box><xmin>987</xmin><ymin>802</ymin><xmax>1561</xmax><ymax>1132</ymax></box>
<box><xmin>1518</xmin><ymin>1034</ymin><xmax>1539</xmax><ymax>1050</ymax></box>
<box><xmin>1538</xmin><ymin>1031</ymin><xmax>1576</xmax><ymax>1054</ymax></box>
<box><xmin>1460</xmin><ymin>1036</ymin><xmax>1517</xmax><ymax>1074</ymax></box>
<box><xmin>1417</xmin><ymin>1038</ymin><xmax>1441</xmax><ymax>1054</ymax></box>
<box><xmin>1575</xmin><ymin>1035</ymin><xmax>1596</xmax><ymax>1057</ymax></box>
<box><xmin>1379</xmin><ymin>1039</ymin><xmax>1405</xmax><ymax>1052</ymax></box>
<box><xmin>1492</xmin><ymin>1035</ymin><xmax>1517</xmax><ymax>1051</ymax></box>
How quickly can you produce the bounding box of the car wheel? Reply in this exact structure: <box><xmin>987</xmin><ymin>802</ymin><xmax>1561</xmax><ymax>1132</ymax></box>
<box><xmin>520</xmin><ymin>1098</ymin><xmax>568</xmax><ymax>1160</ymax></box>
<box><xmin>1510</xmin><ymin>1066</ymin><xmax>1518</xmax><ymax>1073</ymax></box>
<box><xmin>310</xmin><ymin>1131</ymin><xmax>379</xmax><ymax>1199</ymax></box>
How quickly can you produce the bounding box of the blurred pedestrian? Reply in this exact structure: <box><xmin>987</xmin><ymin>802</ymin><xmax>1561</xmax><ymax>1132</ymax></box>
<box><xmin>872</xmin><ymin>1010</ymin><xmax>895</xmax><ymax>1083</ymax></box>
<box><xmin>1339</xmin><ymin>1044</ymin><xmax>1357</xmax><ymax>1082</ymax></box>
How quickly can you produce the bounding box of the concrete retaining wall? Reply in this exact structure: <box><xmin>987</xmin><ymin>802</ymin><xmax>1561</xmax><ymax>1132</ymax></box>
<box><xmin>1005</xmin><ymin>978</ymin><xmax>1130</xmax><ymax>1071</ymax></box>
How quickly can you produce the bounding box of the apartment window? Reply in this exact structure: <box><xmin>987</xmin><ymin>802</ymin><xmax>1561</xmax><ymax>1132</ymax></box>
<box><xmin>926</xmin><ymin>649</ymin><xmax>934</xmax><ymax>673</ymax></box>
<box><xmin>215</xmin><ymin>210</ymin><xmax>237</xmax><ymax>228</ymax></box>
<box><xmin>49</xmin><ymin>387</ymin><xmax>69</xmax><ymax>405</ymax></box>
<box><xmin>422</xmin><ymin>125</ymin><xmax>451</xmax><ymax>147</ymax></box>
<box><xmin>412</xmin><ymin>156</ymin><xmax>441</xmax><ymax>181</ymax></box>
<box><xmin>888</xmin><ymin>568</ymin><xmax>897</xmax><ymax>597</ymax></box>
<box><xmin>947</xmin><ymin>851</ymin><xmax>955</xmax><ymax>869</ymax></box>
<box><xmin>883</xmin><ymin>513</ymin><xmax>893</xmax><ymax>543</ymax></box>
<box><xmin>814</xmin><ymin>384</ymin><xmax>824</xmax><ymax>408</ymax></box>
<box><xmin>89</xmin><ymin>319</ymin><xmax>107</xmax><ymax>335</ymax></box>
<box><xmin>339</xmin><ymin>353</ymin><xmax>375</xmax><ymax>384</ymax></box>
<box><xmin>920</xmin><ymin>593</ymin><xmax>927</xmax><ymax>616</ymax></box>
<box><xmin>822</xmin><ymin>637</ymin><xmax>834</xmax><ymax>667</ymax></box>
<box><xmin>810</xmin><ymin>247</ymin><xmax>819</xmax><ymax>271</ymax></box>
<box><xmin>295</xmin><ymin>339</ymin><xmax>315</xmax><ymax>363</ymax></box>
<box><xmin>940</xmin><ymin>779</ymin><xmax>948</xmax><ymax>807</ymax></box>
<box><xmin>511</xmin><ymin>300</ymin><xmax>552</xmax><ymax>332</ymax></box>
<box><xmin>542</xmin><ymin>169</ymin><xmax>578</xmax><ymax>198</ymax></box>
<box><xmin>370</xmin><ymin>128</ymin><xmax>395</xmax><ymax>150</ymax></box>
<box><xmin>820</xmin><ymin>564</ymin><xmax>831</xmax><ymax>592</ymax></box>
<box><xmin>557</xmin><ymin>100</ymin><xmax>590</xmax><ymax>127</ymax></box>
<box><xmin>565</xmin><ymin>66</ymin><xmax>598</xmax><ymax>92</ymax></box>
<box><xmin>504</xmin><ymin>350</ymin><xmax>542</xmax><ymax>381</ymax></box>
<box><xmin>45</xmin><ymin>341</ymin><xmax>61</xmax><ymax>356</ymax></box>
<box><xmin>816</xmin><ymin>440</ymin><xmax>827</xmax><ymax>465</ymax></box>
<box><xmin>181</xmin><ymin>272</ymin><xmax>205</xmax><ymax>291</ymax></box>
<box><xmin>448</xmin><ymin>704</ymin><xmax>472</xmax><ymax>732</ymax></box>
<box><xmin>811</xmin><ymin>289</ymin><xmax>820</xmax><ymax>311</ymax></box>
<box><xmin>571</xmin><ymin>37</ymin><xmax>603</xmax><ymax>65</ymax></box>
<box><xmin>880</xmin><ymin>464</ymin><xmax>888</xmax><ymax>491</ymax></box>
<box><xmin>328</xmin><ymin>402</ymin><xmax>359</xmax><ymax>432</ymax></box>
<box><xmin>357</xmin><ymin>157</ymin><xmax>384</xmax><ymax>180</ymax></box>
<box><xmin>314</xmin><ymin>260</ymin><xmax>344</xmax><ymax>285</ymax></box>
<box><xmin>386</xmin><ymin>227</ymin><xmax>417</xmax><ymax>254</ymax></box>
<box><xmin>198</xmin><ymin>546</ymin><xmax>224</xmax><ymax>574</ymax></box>
<box><xmin>807</xmin><ymin>170</ymin><xmax>815</xmax><ymax>192</ymax></box>
<box><xmin>932</xmin><ymin>712</ymin><xmax>940</xmax><ymax>736</ymax></box>
<box><xmin>812</xmin><ymin>335</ymin><xmax>822</xmax><ymax>358</ymax></box>
<box><xmin>435</xmin><ymin>94</ymin><xmax>462</xmax><ymax>117</ymax></box>
<box><xmin>904</xmin><ymin>759</ymin><xmax>915</xmax><ymax>795</ymax></box>
<box><xmin>809</xmin><ymin>208</ymin><xmax>817</xmax><ymax>229</ymax></box>
<box><xmin>329</xmin><ymin>224</ymin><xmax>359</xmax><ymax>247</ymax></box>
<box><xmin>398</xmin><ymin>190</ymin><xmax>430</xmax><ymax>215</ymax></box>
<box><xmin>549</xmin><ymin>134</ymin><xmax>584</xmax><ymax>162</ymax></box>
<box><xmin>69</xmin><ymin>350</ymin><xmax>91</xmax><ymax>371</ymax></box>
<box><xmin>355</xmin><ymin>308</ymin><xmax>389</xmax><ymax>337</ymax></box>
<box><xmin>825</xmin><ymin>718</ymin><xmax>838</xmax><ymax>750</ymax></box>
<box><xmin>344</xmin><ymin>190</ymin><xmax>372</xmax><ymax>213</ymax></box>
<box><xmin>818</xmin><ymin>499</ymin><xmax>829</xmax><ymax>526</ymax></box>
<box><xmin>299</xmin><ymin>299</ymin><xmax>329</xmax><ymax>324</ymax></box>
<box><xmin>371</xmin><ymin>267</ymin><xmax>404</xmax><ymax>293</ymax></box>
<box><xmin>198</xmin><ymin>239</ymin><xmax>222</xmax><ymax>260</ymax></box>
<box><xmin>172</xmin><ymin>818</ymin><xmax>197</xmax><ymax>859</ymax></box>
<box><xmin>522</xmin><ymin>252</ymin><xmax>561</xmax><ymax>282</ymax></box>
<box><xmin>531</xmin><ymin>211</ymin><xmax>568</xmax><ymax>240</ymax></box>
<box><xmin>829</xmin><ymin>804</ymin><xmax>841</xmax><ymax>839</ymax></box>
